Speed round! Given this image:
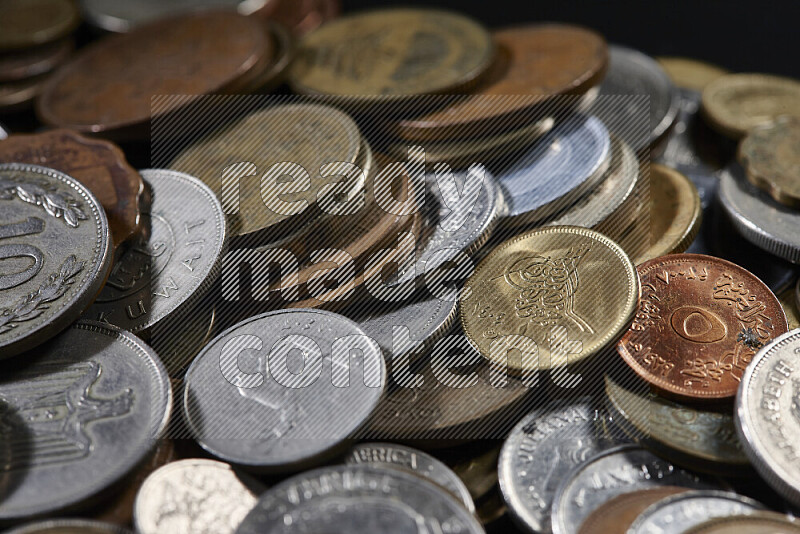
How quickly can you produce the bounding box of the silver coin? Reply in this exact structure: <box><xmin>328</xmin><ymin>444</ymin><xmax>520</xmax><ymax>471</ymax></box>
<box><xmin>134</xmin><ymin>458</ymin><xmax>265</xmax><ymax>534</ymax></box>
<box><xmin>183</xmin><ymin>309</ymin><xmax>386</xmax><ymax>473</ymax></box>
<box><xmin>86</xmin><ymin>168</ymin><xmax>226</xmax><ymax>332</ymax></box>
<box><xmin>345</xmin><ymin>442</ymin><xmax>475</xmax><ymax>513</ymax></box>
<box><xmin>736</xmin><ymin>329</ymin><xmax>800</xmax><ymax>507</ymax></box>
<box><xmin>550</xmin><ymin>444</ymin><xmax>720</xmax><ymax>534</ymax></box>
<box><xmin>627</xmin><ymin>490</ymin><xmax>764</xmax><ymax>534</ymax></box>
<box><xmin>5</xmin><ymin>519</ymin><xmax>133</xmax><ymax>533</ymax></box>
<box><xmin>0</xmin><ymin>320</ymin><xmax>171</xmax><ymax>520</ymax></box>
<box><xmin>498</xmin><ymin>114</ymin><xmax>610</xmax><ymax>227</ymax></box>
<box><xmin>499</xmin><ymin>398</ymin><xmax>618</xmax><ymax>534</ymax></box>
<box><xmin>719</xmin><ymin>162</ymin><xmax>800</xmax><ymax>263</ymax></box>
<box><xmin>0</xmin><ymin>163</ymin><xmax>112</xmax><ymax>359</ymax></box>
<box><xmin>236</xmin><ymin>464</ymin><xmax>485</xmax><ymax>534</ymax></box>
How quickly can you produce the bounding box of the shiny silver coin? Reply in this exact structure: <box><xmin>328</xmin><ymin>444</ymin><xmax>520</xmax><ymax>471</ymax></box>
<box><xmin>86</xmin><ymin>169</ymin><xmax>226</xmax><ymax>332</ymax></box>
<box><xmin>346</xmin><ymin>442</ymin><xmax>475</xmax><ymax>513</ymax></box>
<box><xmin>550</xmin><ymin>444</ymin><xmax>720</xmax><ymax>534</ymax></box>
<box><xmin>736</xmin><ymin>329</ymin><xmax>800</xmax><ymax>507</ymax></box>
<box><xmin>0</xmin><ymin>320</ymin><xmax>171</xmax><ymax>520</ymax></box>
<box><xmin>236</xmin><ymin>464</ymin><xmax>485</xmax><ymax>534</ymax></box>
<box><xmin>183</xmin><ymin>309</ymin><xmax>385</xmax><ymax>473</ymax></box>
<box><xmin>5</xmin><ymin>519</ymin><xmax>133</xmax><ymax>533</ymax></box>
<box><xmin>499</xmin><ymin>398</ymin><xmax>619</xmax><ymax>534</ymax></box>
<box><xmin>134</xmin><ymin>458</ymin><xmax>265</xmax><ymax>534</ymax></box>
<box><xmin>0</xmin><ymin>163</ymin><xmax>112</xmax><ymax>359</ymax></box>
<box><xmin>627</xmin><ymin>490</ymin><xmax>764</xmax><ymax>534</ymax></box>
<box><xmin>719</xmin><ymin>162</ymin><xmax>800</xmax><ymax>263</ymax></box>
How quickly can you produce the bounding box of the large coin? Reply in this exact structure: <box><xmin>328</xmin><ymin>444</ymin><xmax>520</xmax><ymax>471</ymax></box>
<box><xmin>682</xmin><ymin>512</ymin><xmax>800</xmax><ymax>534</ymax></box>
<box><xmin>0</xmin><ymin>321</ymin><xmax>171</xmax><ymax>520</ymax></box>
<box><xmin>617</xmin><ymin>253</ymin><xmax>788</xmax><ymax>401</ymax></box>
<box><xmin>236</xmin><ymin>464</ymin><xmax>484</xmax><ymax>534</ymax></box>
<box><xmin>5</xmin><ymin>520</ymin><xmax>132</xmax><ymax>534</ymax></box>
<box><xmin>85</xmin><ymin>169</ymin><xmax>226</xmax><ymax>333</ymax></box>
<box><xmin>739</xmin><ymin>117</ymin><xmax>800</xmax><ymax>208</ymax></box>
<box><xmin>0</xmin><ymin>163</ymin><xmax>112</xmax><ymax>358</ymax></box>
<box><xmin>657</xmin><ymin>57</ymin><xmax>729</xmax><ymax>92</ymax></box>
<box><xmin>577</xmin><ymin>487</ymin><xmax>690</xmax><ymax>534</ymax></box>
<box><xmin>461</xmin><ymin>226</ymin><xmax>638</xmax><ymax>374</ymax></box>
<box><xmin>0</xmin><ymin>0</ymin><xmax>79</xmax><ymax>51</ymax></box>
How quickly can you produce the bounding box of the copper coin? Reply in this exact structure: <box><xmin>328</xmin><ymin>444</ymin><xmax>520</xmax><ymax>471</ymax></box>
<box><xmin>0</xmin><ymin>0</ymin><xmax>80</xmax><ymax>51</ymax></box>
<box><xmin>0</xmin><ymin>38</ymin><xmax>73</xmax><ymax>83</ymax></box>
<box><xmin>0</xmin><ymin>129</ymin><xmax>144</xmax><ymax>252</ymax></box>
<box><xmin>36</xmin><ymin>11</ymin><xmax>272</xmax><ymax>139</ymax></box>
<box><xmin>397</xmin><ymin>23</ymin><xmax>608</xmax><ymax>141</ymax></box>
<box><xmin>617</xmin><ymin>253</ymin><xmax>788</xmax><ymax>402</ymax></box>
<box><xmin>577</xmin><ymin>487</ymin><xmax>689</xmax><ymax>534</ymax></box>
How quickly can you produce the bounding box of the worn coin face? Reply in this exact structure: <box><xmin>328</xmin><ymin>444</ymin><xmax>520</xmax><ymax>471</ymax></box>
<box><xmin>236</xmin><ymin>464</ymin><xmax>484</xmax><ymax>534</ymax></box>
<box><xmin>0</xmin><ymin>38</ymin><xmax>73</xmax><ymax>83</ymax></box>
<box><xmin>0</xmin><ymin>163</ymin><xmax>112</xmax><ymax>358</ymax></box>
<box><xmin>739</xmin><ymin>117</ymin><xmax>800</xmax><ymax>208</ymax></box>
<box><xmin>0</xmin><ymin>0</ymin><xmax>79</xmax><ymax>51</ymax></box>
<box><xmin>577</xmin><ymin>486</ymin><xmax>690</xmax><ymax>534</ymax></box>
<box><xmin>289</xmin><ymin>8</ymin><xmax>494</xmax><ymax>100</ymax></box>
<box><xmin>85</xmin><ymin>169</ymin><xmax>226</xmax><ymax>333</ymax></box>
<box><xmin>0</xmin><ymin>321</ymin><xmax>171</xmax><ymax>520</ymax></box>
<box><xmin>0</xmin><ymin>129</ymin><xmax>144</xmax><ymax>252</ymax></box>
<box><xmin>134</xmin><ymin>458</ymin><xmax>264</xmax><ymax>534</ymax></box>
<box><xmin>618</xmin><ymin>253</ymin><xmax>788</xmax><ymax>401</ymax></box>
<box><xmin>657</xmin><ymin>57</ymin><xmax>729</xmax><ymax>92</ymax></box>
<box><xmin>5</xmin><ymin>519</ymin><xmax>133</xmax><ymax>534</ymax></box>
<box><xmin>682</xmin><ymin>512</ymin><xmax>800</xmax><ymax>534</ymax></box>
<box><xmin>461</xmin><ymin>226</ymin><xmax>638</xmax><ymax>374</ymax></box>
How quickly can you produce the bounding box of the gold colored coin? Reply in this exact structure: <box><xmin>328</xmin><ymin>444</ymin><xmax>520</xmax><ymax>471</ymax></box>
<box><xmin>739</xmin><ymin>116</ymin><xmax>800</xmax><ymax>208</ymax></box>
<box><xmin>289</xmin><ymin>8</ymin><xmax>494</xmax><ymax>101</ymax></box>
<box><xmin>702</xmin><ymin>73</ymin><xmax>800</xmax><ymax>138</ymax></box>
<box><xmin>656</xmin><ymin>56</ymin><xmax>729</xmax><ymax>92</ymax></box>
<box><xmin>460</xmin><ymin>226</ymin><xmax>638</xmax><ymax>374</ymax></box>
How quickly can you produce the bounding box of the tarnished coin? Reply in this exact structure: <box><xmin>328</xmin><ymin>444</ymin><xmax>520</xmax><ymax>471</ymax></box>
<box><xmin>5</xmin><ymin>519</ymin><xmax>132</xmax><ymax>534</ymax></box>
<box><xmin>0</xmin><ymin>39</ymin><xmax>73</xmax><ymax>82</ymax></box>
<box><xmin>739</xmin><ymin>116</ymin><xmax>800</xmax><ymax>208</ymax></box>
<box><xmin>0</xmin><ymin>163</ymin><xmax>112</xmax><ymax>358</ymax></box>
<box><xmin>682</xmin><ymin>512</ymin><xmax>800</xmax><ymax>534</ymax></box>
<box><xmin>0</xmin><ymin>321</ymin><xmax>171</xmax><ymax>520</ymax></box>
<box><xmin>85</xmin><ymin>169</ymin><xmax>226</xmax><ymax>333</ymax></box>
<box><xmin>628</xmin><ymin>490</ymin><xmax>765</xmax><ymax>534</ymax></box>
<box><xmin>577</xmin><ymin>487</ymin><xmax>689</xmax><ymax>534</ymax></box>
<box><xmin>461</xmin><ymin>226</ymin><xmax>638</xmax><ymax>374</ymax></box>
<box><xmin>184</xmin><ymin>309</ymin><xmax>385</xmax><ymax>473</ymax></box>
<box><xmin>236</xmin><ymin>465</ymin><xmax>484</xmax><ymax>534</ymax></box>
<box><xmin>657</xmin><ymin>57</ymin><xmax>729</xmax><ymax>92</ymax></box>
<box><xmin>0</xmin><ymin>129</ymin><xmax>144</xmax><ymax>252</ymax></box>
<box><xmin>702</xmin><ymin>73</ymin><xmax>800</xmax><ymax>139</ymax></box>
<box><xmin>346</xmin><ymin>442</ymin><xmax>475</xmax><ymax>513</ymax></box>
<box><xmin>0</xmin><ymin>0</ymin><xmax>80</xmax><ymax>51</ymax></box>
<box><xmin>134</xmin><ymin>458</ymin><xmax>265</xmax><ymax>534</ymax></box>
<box><xmin>289</xmin><ymin>8</ymin><xmax>494</xmax><ymax>100</ymax></box>
<box><xmin>617</xmin><ymin>253</ymin><xmax>788</xmax><ymax>402</ymax></box>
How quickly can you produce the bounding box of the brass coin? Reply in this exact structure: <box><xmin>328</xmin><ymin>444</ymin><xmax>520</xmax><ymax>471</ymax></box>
<box><xmin>0</xmin><ymin>38</ymin><xmax>73</xmax><ymax>83</ymax></box>
<box><xmin>577</xmin><ymin>487</ymin><xmax>689</xmax><ymax>534</ymax></box>
<box><xmin>682</xmin><ymin>512</ymin><xmax>800</xmax><ymax>534</ymax></box>
<box><xmin>739</xmin><ymin>116</ymin><xmax>800</xmax><ymax>208</ymax></box>
<box><xmin>702</xmin><ymin>73</ymin><xmax>800</xmax><ymax>139</ymax></box>
<box><xmin>289</xmin><ymin>8</ymin><xmax>494</xmax><ymax>101</ymax></box>
<box><xmin>0</xmin><ymin>0</ymin><xmax>80</xmax><ymax>51</ymax></box>
<box><xmin>657</xmin><ymin>56</ymin><xmax>729</xmax><ymax>92</ymax></box>
<box><xmin>460</xmin><ymin>226</ymin><xmax>638</xmax><ymax>374</ymax></box>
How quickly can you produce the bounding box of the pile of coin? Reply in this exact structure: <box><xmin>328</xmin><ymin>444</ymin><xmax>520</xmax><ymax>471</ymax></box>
<box><xmin>2</xmin><ymin>4</ymin><xmax>800</xmax><ymax>533</ymax></box>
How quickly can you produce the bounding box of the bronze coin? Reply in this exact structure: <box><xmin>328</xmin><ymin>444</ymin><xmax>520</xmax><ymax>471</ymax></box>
<box><xmin>0</xmin><ymin>38</ymin><xmax>73</xmax><ymax>83</ymax></box>
<box><xmin>36</xmin><ymin>11</ymin><xmax>272</xmax><ymax>139</ymax></box>
<box><xmin>0</xmin><ymin>129</ymin><xmax>144</xmax><ymax>252</ymax></box>
<box><xmin>617</xmin><ymin>253</ymin><xmax>788</xmax><ymax>402</ymax></box>
<box><xmin>577</xmin><ymin>487</ymin><xmax>689</xmax><ymax>534</ymax></box>
<box><xmin>0</xmin><ymin>0</ymin><xmax>80</xmax><ymax>52</ymax></box>
<box><xmin>397</xmin><ymin>23</ymin><xmax>608</xmax><ymax>141</ymax></box>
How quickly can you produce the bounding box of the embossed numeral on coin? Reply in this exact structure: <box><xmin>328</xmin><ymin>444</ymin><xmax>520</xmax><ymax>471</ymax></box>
<box><xmin>0</xmin><ymin>216</ymin><xmax>44</xmax><ymax>289</ymax></box>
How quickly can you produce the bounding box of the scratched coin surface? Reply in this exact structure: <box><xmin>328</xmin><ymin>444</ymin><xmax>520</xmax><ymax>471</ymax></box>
<box><xmin>5</xmin><ymin>519</ymin><xmax>133</xmax><ymax>534</ymax></box>
<box><xmin>237</xmin><ymin>465</ymin><xmax>484</xmax><ymax>534</ymax></box>
<box><xmin>461</xmin><ymin>226</ymin><xmax>638</xmax><ymax>374</ymax></box>
<box><xmin>657</xmin><ymin>57</ymin><xmax>729</xmax><ymax>92</ymax></box>
<box><xmin>85</xmin><ymin>169</ymin><xmax>226</xmax><ymax>333</ymax></box>
<box><xmin>134</xmin><ymin>458</ymin><xmax>265</xmax><ymax>534</ymax></box>
<box><xmin>739</xmin><ymin>116</ymin><xmax>800</xmax><ymax>208</ymax></box>
<box><xmin>0</xmin><ymin>163</ymin><xmax>112</xmax><ymax>358</ymax></box>
<box><xmin>682</xmin><ymin>512</ymin><xmax>800</xmax><ymax>534</ymax></box>
<box><xmin>0</xmin><ymin>321</ymin><xmax>171</xmax><ymax>520</ymax></box>
<box><xmin>577</xmin><ymin>486</ymin><xmax>690</xmax><ymax>534</ymax></box>
<box><xmin>0</xmin><ymin>0</ymin><xmax>80</xmax><ymax>51</ymax></box>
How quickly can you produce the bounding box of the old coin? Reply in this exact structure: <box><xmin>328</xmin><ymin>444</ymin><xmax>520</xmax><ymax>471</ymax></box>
<box><xmin>134</xmin><ymin>458</ymin><xmax>265</xmax><ymax>534</ymax></box>
<box><xmin>576</xmin><ymin>486</ymin><xmax>690</xmax><ymax>534</ymax></box>
<box><xmin>0</xmin><ymin>321</ymin><xmax>171</xmax><ymax>520</ymax></box>
<box><xmin>85</xmin><ymin>169</ymin><xmax>226</xmax><ymax>333</ymax></box>
<box><xmin>0</xmin><ymin>163</ymin><xmax>112</xmax><ymax>358</ymax></box>
<box><xmin>0</xmin><ymin>0</ymin><xmax>80</xmax><ymax>51</ymax></box>
<box><xmin>5</xmin><ymin>520</ymin><xmax>132</xmax><ymax>534</ymax></box>
<box><xmin>739</xmin><ymin>116</ymin><xmax>800</xmax><ymax>208</ymax></box>
<box><xmin>346</xmin><ymin>442</ymin><xmax>475</xmax><ymax>513</ymax></box>
<box><xmin>461</xmin><ymin>226</ymin><xmax>638</xmax><ymax>374</ymax></box>
<box><xmin>682</xmin><ymin>512</ymin><xmax>800</xmax><ymax>534</ymax></box>
<box><xmin>0</xmin><ymin>39</ymin><xmax>73</xmax><ymax>82</ymax></box>
<box><xmin>36</xmin><ymin>11</ymin><xmax>271</xmax><ymax>139</ymax></box>
<box><xmin>629</xmin><ymin>490</ymin><xmax>765</xmax><ymax>534</ymax></box>
<box><xmin>183</xmin><ymin>309</ymin><xmax>385</xmax><ymax>473</ymax></box>
<box><xmin>657</xmin><ymin>57</ymin><xmax>729</xmax><ymax>92</ymax></box>
<box><xmin>0</xmin><ymin>129</ymin><xmax>144</xmax><ymax>252</ymax></box>
<box><xmin>617</xmin><ymin>253</ymin><xmax>788</xmax><ymax>402</ymax></box>
<box><xmin>702</xmin><ymin>73</ymin><xmax>800</xmax><ymax>139</ymax></box>
<box><xmin>289</xmin><ymin>8</ymin><xmax>494</xmax><ymax>100</ymax></box>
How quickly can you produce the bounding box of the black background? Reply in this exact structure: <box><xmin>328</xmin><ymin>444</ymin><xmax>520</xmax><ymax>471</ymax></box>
<box><xmin>342</xmin><ymin>0</ymin><xmax>800</xmax><ymax>79</ymax></box>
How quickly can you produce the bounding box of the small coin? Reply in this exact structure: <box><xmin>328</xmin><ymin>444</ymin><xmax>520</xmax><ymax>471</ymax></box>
<box><xmin>345</xmin><ymin>442</ymin><xmax>475</xmax><ymax>513</ymax></box>
<box><xmin>739</xmin><ymin>116</ymin><xmax>800</xmax><ymax>208</ymax></box>
<box><xmin>682</xmin><ymin>512</ymin><xmax>800</xmax><ymax>534</ymax></box>
<box><xmin>4</xmin><ymin>519</ymin><xmax>132</xmax><ymax>534</ymax></box>
<box><xmin>80</xmin><ymin>0</ymin><xmax>264</xmax><ymax>32</ymax></box>
<box><xmin>236</xmin><ymin>465</ymin><xmax>484</xmax><ymax>534</ymax></box>
<box><xmin>85</xmin><ymin>169</ymin><xmax>226</xmax><ymax>333</ymax></box>
<box><xmin>0</xmin><ymin>163</ymin><xmax>112</xmax><ymax>358</ymax></box>
<box><xmin>577</xmin><ymin>486</ymin><xmax>690</xmax><ymax>534</ymax></box>
<box><xmin>0</xmin><ymin>321</ymin><xmax>171</xmax><ymax>520</ymax></box>
<box><xmin>657</xmin><ymin>57</ymin><xmax>729</xmax><ymax>92</ymax></box>
<box><xmin>618</xmin><ymin>253</ymin><xmax>788</xmax><ymax>401</ymax></box>
<box><xmin>134</xmin><ymin>458</ymin><xmax>265</xmax><ymax>534</ymax></box>
<box><xmin>0</xmin><ymin>38</ymin><xmax>73</xmax><ymax>82</ymax></box>
<box><xmin>0</xmin><ymin>0</ymin><xmax>80</xmax><ymax>51</ymax></box>
<box><xmin>461</xmin><ymin>226</ymin><xmax>638</xmax><ymax>374</ymax></box>
<box><xmin>289</xmin><ymin>8</ymin><xmax>494</xmax><ymax>101</ymax></box>
<box><xmin>702</xmin><ymin>73</ymin><xmax>800</xmax><ymax>139</ymax></box>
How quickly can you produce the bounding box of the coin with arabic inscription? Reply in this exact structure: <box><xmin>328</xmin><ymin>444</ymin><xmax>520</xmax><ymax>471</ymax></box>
<box><xmin>739</xmin><ymin>116</ymin><xmax>800</xmax><ymax>209</ymax></box>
